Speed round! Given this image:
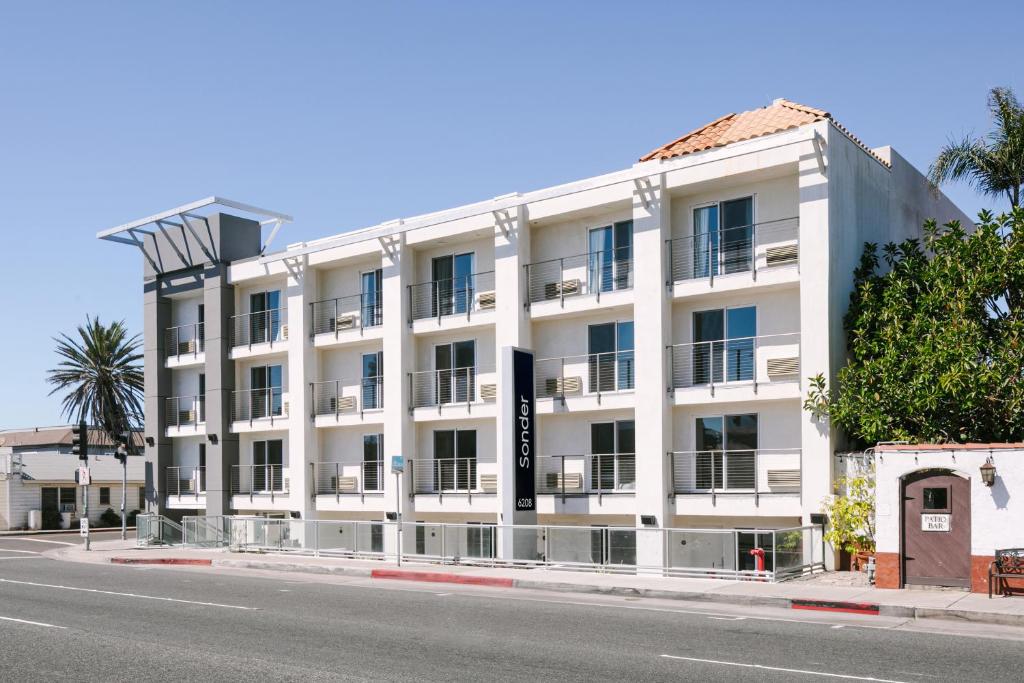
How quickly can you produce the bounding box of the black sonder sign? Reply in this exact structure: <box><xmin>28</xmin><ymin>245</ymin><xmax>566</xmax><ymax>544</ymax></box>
<box><xmin>513</xmin><ymin>348</ymin><xmax>536</xmax><ymax>511</ymax></box>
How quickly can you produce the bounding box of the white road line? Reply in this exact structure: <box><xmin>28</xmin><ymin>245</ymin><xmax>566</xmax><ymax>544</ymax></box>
<box><xmin>0</xmin><ymin>557</ymin><xmax>42</xmax><ymax>561</ymax></box>
<box><xmin>0</xmin><ymin>549</ymin><xmax>40</xmax><ymax>555</ymax></box>
<box><xmin>660</xmin><ymin>654</ymin><xmax>908</xmax><ymax>682</ymax></box>
<box><xmin>0</xmin><ymin>578</ymin><xmax>257</xmax><ymax>610</ymax></box>
<box><xmin>4</xmin><ymin>538</ymin><xmax>75</xmax><ymax>546</ymax></box>
<box><xmin>707</xmin><ymin>616</ymin><xmax>746</xmax><ymax>621</ymax></box>
<box><xmin>0</xmin><ymin>615</ymin><xmax>66</xmax><ymax>629</ymax></box>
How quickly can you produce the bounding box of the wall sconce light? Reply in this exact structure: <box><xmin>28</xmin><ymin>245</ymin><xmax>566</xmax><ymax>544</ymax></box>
<box><xmin>980</xmin><ymin>458</ymin><xmax>997</xmax><ymax>487</ymax></box>
<box><xmin>207</xmin><ymin>433</ymin><xmax>218</xmax><ymax>445</ymax></box>
<box><xmin>640</xmin><ymin>514</ymin><xmax>657</xmax><ymax>527</ymax></box>
<box><xmin>145</xmin><ymin>436</ymin><xmax>155</xmax><ymax>447</ymax></box>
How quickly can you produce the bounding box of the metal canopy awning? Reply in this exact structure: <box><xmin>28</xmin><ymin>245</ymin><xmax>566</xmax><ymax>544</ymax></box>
<box><xmin>96</xmin><ymin>196</ymin><xmax>293</xmax><ymax>273</ymax></box>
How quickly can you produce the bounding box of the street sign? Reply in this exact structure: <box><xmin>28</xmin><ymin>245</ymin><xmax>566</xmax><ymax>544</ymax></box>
<box><xmin>512</xmin><ymin>348</ymin><xmax>536</xmax><ymax>512</ymax></box>
<box><xmin>922</xmin><ymin>513</ymin><xmax>951</xmax><ymax>532</ymax></box>
<box><xmin>77</xmin><ymin>466</ymin><xmax>91</xmax><ymax>486</ymax></box>
<box><xmin>391</xmin><ymin>455</ymin><xmax>404</xmax><ymax>474</ymax></box>
<box><xmin>79</xmin><ymin>517</ymin><xmax>89</xmax><ymax>536</ymax></box>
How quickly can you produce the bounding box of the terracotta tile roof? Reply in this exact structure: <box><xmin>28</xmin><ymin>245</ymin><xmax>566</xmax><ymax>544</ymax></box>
<box><xmin>640</xmin><ymin>98</ymin><xmax>888</xmax><ymax>167</ymax></box>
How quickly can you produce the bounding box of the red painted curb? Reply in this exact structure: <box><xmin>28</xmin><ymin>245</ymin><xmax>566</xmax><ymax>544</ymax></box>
<box><xmin>111</xmin><ymin>557</ymin><xmax>212</xmax><ymax>566</ymax></box>
<box><xmin>791</xmin><ymin>599</ymin><xmax>880</xmax><ymax>616</ymax></box>
<box><xmin>370</xmin><ymin>568</ymin><xmax>514</xmax><ymax>588</ymax></box>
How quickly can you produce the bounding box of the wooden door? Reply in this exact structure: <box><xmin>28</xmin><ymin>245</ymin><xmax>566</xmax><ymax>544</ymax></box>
<box><xmin>902</xmin><ymin>470</ymin><xmax>971</xmax><ymax>587</ymax></box>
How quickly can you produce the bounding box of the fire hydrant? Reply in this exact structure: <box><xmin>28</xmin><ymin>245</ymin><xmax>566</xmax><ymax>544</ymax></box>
<box><xmin>749</xmin><ymin>547</ymin><xmax>766</xmax><ymax>579</ymax></box>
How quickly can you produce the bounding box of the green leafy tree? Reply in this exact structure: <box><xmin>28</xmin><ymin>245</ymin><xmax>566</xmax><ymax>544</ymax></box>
<box><xmin>46</xmin><ymin>317</ymin><xmax>144</xmax><ymax>442</ymax></box>
<box><xmin>929</xmin><ymin>86</ymin><xmax>1024</xmax><ymax>208</ymax></box>
<box><xmin>805</xmin><ymin>209</ymin><xmax>1024</xmax><ymax>445</ymax></box>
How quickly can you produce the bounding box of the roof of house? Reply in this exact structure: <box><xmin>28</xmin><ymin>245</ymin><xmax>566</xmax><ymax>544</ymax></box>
<box><xmin>639</xmin><ymin>98</ymin><xmax>888</xmax><ymax>167</ymax></box>
<box><xmin>0</xmin><ymin>426</ymin><xmax>143</xmax><ymax>449</ymax></box>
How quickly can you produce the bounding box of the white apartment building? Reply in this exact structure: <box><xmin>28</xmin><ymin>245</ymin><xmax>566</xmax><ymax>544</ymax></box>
<box><xmin>100</xmin><ymin>99</ymin><xmax>968</xmax><ymax>568</ymax></box>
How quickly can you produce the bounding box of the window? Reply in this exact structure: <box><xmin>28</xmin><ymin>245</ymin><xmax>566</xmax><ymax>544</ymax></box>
<box><xmin>250</xmin><ymin>365</ymin><xmax>284</xmax><ymax>418</ymax></box>
<box><xmin>466</xmin><ymin>523</ymin><xmax>496</xmax><ymax>559</ymax></box>
<box><xmin>692</xmin><ymin>306</ymin><xmax>756</xmax><ymax>384</ymax></box>
<box><xmin>431</xmin><ymin>253</ymin><xmax>474</xmax><ymax>316</ymax></box>
<box><xmin>198</xmin><ymin>444</ymin><xmax>207</xmax><ymax>491</ymax></box>
<box><xmin>433</xmin><ymin>429</ymin><xmax>477</xmax><ymax>491</ymax></box>
<box><xmin>249</xmin><ymin>290</ymin><xmax>282</xmax><ymax>344</ymax></box>
<box><xmin>692</xmin><ymin>196</ymin><xmax>754</xmax><ymax>278</ymax></box>
<box><xmin>923</xmin><ymin>487</ymin><xmax>950</xmax><ymax>512</ymax></box>
<box><xmin>253</xmin><ymin>439</ymin><xmax>284</xmax><ymax>492</ymax></box>
<box><xmin>587</xmin><ymin>321</ymin><xmax>634</xmax><ymax>392</ymax></box>
<box><xmin>198</xmin><ymin>373</ymin><xmax>206</xmax><ymax>422</ymax></box>
<box><xmin>99</xmin><ymin>487</ymin><xmax>110</xmax><ymax>506</ymax></box>
<box><xmin>362</xmin><ymin>351</ymin><xmax>383</xmax><ymax>410</ymax></box>
<box><xmin>138</xmin><ymin>486</ymin><xmax>146</xmax><ymax>510</ymax></box>
<box><xmin>434</xmin><ymin>340</ymin><xmax>475</xmax><ymax>404</ymax></box>
<box><xmin>695</xmin><ymin>414</ymin><xmax>758</xmax><ymax>490</ymax></box>
<box><xmin>590</xmin><ymin>420</ymin><xmax>635</xmax><ymax>490</ymax></box>
<box><xmin>42</xmin><ymin>487</ymin><xmax>77</xmax><ymax>513</ymax></box>
<box><xmin>588</xmin><ymin>221</ymin><xmax>633</xmax><ymax>292</ymax></box>
<box><xmin>361</xmin><ymin>268</ymin><xmax>383</xmax><ymax>326</ymax></box>
<box><xmin>363</xmin><ymin>434</ymin><xmax>384</xmax><ymax>492</ymax></box>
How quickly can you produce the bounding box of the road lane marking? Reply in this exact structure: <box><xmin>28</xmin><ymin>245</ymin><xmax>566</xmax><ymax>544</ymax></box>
<box><xmin>0</xmin><ymin>578</ymin><xmax>257</xmax><ymax>610</ymax></box>
<box><xmin>4</xmin><ymin>538</ymin><xmax>75</xmax><ymax>546</ymax></box>
<box><xmin>660</xmin><ymin>654</ymin><xmax>908</xmax><ymax>682</ymax></box>
<box><xmin>0</xmin><ymin>615</ymin><xmax>66</xmax><ymax>629</ymax></box>
<box><xmin>0</xmin><ymin>557</ymin><xmax>42</xmax><ymax>561</ymax></box>
<box><xmin>707</xmin><ymin>616</ymin><xmax>746</xmax><ymax>621</ymax></box>
<box><xmin>0</xmin><ymin>549</ymin><xmax>40</xmax><ymax>555</ymax></box>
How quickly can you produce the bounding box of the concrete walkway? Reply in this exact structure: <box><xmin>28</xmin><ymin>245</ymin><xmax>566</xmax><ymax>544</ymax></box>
<box><xmin>49</xmin><ymin>539</ymin><xmax>1024</xmax><ymax>627</ymax></box>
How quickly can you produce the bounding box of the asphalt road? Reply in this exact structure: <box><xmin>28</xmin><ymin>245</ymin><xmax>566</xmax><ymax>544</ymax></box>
<box><xmin>1</xmin><ymin>533</ymin><xmax>1023</xmax><ymax>681</ymax></box>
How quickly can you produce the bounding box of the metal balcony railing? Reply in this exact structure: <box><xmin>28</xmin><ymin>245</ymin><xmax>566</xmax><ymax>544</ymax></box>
<box><xmin>310</xmin><ymin>292</ymin><xmax>383</xmax><ymax>336</ymax></box>
<box><xmin>525</xmin><ymin>246</ymin><xmax>633</xmax><ymax>305</ymax></box>
<box><xmin>310</xmin><ymin>376</ymin><xmax>383</xmax><ymax>417</ymax></box>
<box><xmin>165</xmin><ymin>466</ymin><xmax>206</xmax><ymax>498</ymax></box>
<box><xmin>408</xmin><ymin>271</ymin><xmax>496</xmax><ymax>323</ymax></box>
<box><xmin>408</xmin><ymin>366</ymin><xmax>495</xmax><ymax>409</ymax></box>
<box><xmin>536</xmin><ymin>454</ymin><xmax>636</xmax><ymax>502</ymax></box>
<box><xmin>314</xmin><ymin>460</ymin><xmax>384</xmax><ymax>496</ymax></box>
<box><xmin>165</xmin><ymin>322</ymin><xmax>205</xmax><ymax>359</ymax></box>
<box><xmin>409</xmin><ymin>457</ymin><xmax>496</xmax><ymax>499</ymax></box>
<box><xmin>231</xmin><ymin>388</ymin><xmax>285</xmax><ymax>423</ymax></box>
<box><xmin>534</xmin><ymin>351</ymin><xmax>635</xmax><ymax>400</ymax></box>
<box><xmin>230</xmin><ymin>308</ymin><xmax>286</xmax><ymax>348</ymax></box>
<box><xmin>668</xmin><ymin>333</ymin><xmax>800</xmax><ymax>391</ymax></box>
<box><xmin>165</xmin><ymin>395</ymin><xmax>205</xmax><ymax>428</ymax></box>
<box><xmin>669</xmin><ymin>448</ymin><xmax>802</xmax><ymax>500</ymax></box>
<box><xmin>666</xmin><ymin>217</ymin><xmax>799</xmax><ymax>285</ymax></box>
<box><xmin>231</xmin><ymin>464</ymin><xmax>288</xmax><ymax>499</ymax></box>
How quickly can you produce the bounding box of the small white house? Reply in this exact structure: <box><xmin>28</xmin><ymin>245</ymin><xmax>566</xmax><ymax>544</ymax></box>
<box><xmin>874</xmin><ymin>443</ymin><xmax>1024</xmax><ymax>593</ymax></box>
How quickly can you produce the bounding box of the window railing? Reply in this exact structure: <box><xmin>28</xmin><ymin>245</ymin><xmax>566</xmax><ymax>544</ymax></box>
<box><xmin>536</xmin><ymin>454</ymin><xmax>636</xmax><ymax>501</ymax></box>
<box><xmin>314</xmin><ymin>460</ymin><xmax>384</xmax><ymax>496</ymax></box>
<box><xmin>534</xmin><ymin>351</ymin><xmax>635</xmax><ymax>399</ymax></box>
<box><xmin>230</xmin><ymin>308</ymin><xmax>286</xmax><ymax>348</ymax></box>
<box><xmin>231</xmin><ymin>464</ymin><xmax>288</xmax><ymax>499</ymax></box>
<box><xmin>165</xmin><ymin>466</ymin><xmax>206</xmax><ymax>498</ymax></box>
<box><xmin>410</xmin><ymin>457</ymin><xmax>495</xmax><ymax>498</ymax></box>
<box><xmin>165</xmin><ymin>322</ymin><xmax>205</xmax><ymax>359</ymax></box>
<box><xmin>408</xmin><ymin>366</ymin><xmax>495</xmax><ymax>409</ymax></box>
<box><xmin>231</xmin><ymin>388</ymin><xmax>285</xmax><ymax>423</ymax></box>
<box><xmin>310</xmin><ymin>292</ymin><xmax>383</xmax><ymax>336</ymax></box>
<box><xmin>525</xmin><ymin>246</ymin><xmax>633</xmax><ymax>305</ymax></box>
<box><xmin>165</xmin><ymin>395</ymin><xmax>205</xmax><ymax>428</ymax></box>
<box><xmin>666</xmin><ymin>217</ymin><xmax>799</xmax><ymax>285</ymax></box>
<box><xmin>408</xmin><ymin>271</ymin><xmax>496</xmax><ymax>322</ymax></box>
<box><xmin>669</xmin><ymin>448</ymin><xmax>802</xmax><ymax>499</ymax></box>
<box><xmin>311</xmin><ymin>377</ymin><xmax>383</xmax><ymax>417</ymax></box>
<box><xmin>668</xmin><ymin>332</ymin><xmax>800</xmax><ymax>390</ymax></box>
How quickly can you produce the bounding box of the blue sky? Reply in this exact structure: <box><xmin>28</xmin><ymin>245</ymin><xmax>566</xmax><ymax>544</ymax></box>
<box><xmin>0</xmin><ymin>1</ymin><xmax>1021</xmax><ymax>428</ymax></box>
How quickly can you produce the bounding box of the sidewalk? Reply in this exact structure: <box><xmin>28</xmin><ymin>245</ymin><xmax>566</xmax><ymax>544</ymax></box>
<box><xmin>49</xmin><ymin>539</ymin><xmax>1024</xmax><ymax>627</ymax></box>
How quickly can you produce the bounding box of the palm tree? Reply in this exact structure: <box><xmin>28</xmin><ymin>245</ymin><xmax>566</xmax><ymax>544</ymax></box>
<box><xmin>47</xmin><ymin>316</ymin><xmax>144</xmax><ymax>442</ymax></box>
<box><xmin>929</xmin><ymin>86</ymin><xmax>1024</xmax><ymax>208</ymax></box>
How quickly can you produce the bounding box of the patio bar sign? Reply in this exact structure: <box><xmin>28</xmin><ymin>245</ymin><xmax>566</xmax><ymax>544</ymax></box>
<box><xmin>513</xmin><ymin>348</ymin><xmax>536</xmax><ymax>511</ymax></box>
<box><xmin>921</xmin><ymin>513</ymin><xmax>951</xmax><ymax>532</ymax></box>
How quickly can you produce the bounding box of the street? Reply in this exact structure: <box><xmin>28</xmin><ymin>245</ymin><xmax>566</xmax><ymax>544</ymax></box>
<box><xmin>1</xmin><ymin>534</ymin><xmax>1023</xmax><ymax>681</ymax></box>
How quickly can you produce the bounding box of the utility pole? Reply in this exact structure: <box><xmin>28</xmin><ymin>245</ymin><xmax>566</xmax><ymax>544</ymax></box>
<box><xmin>117</xmin><ymin>436</ymin><xmax>129</xmax><ymax>541</ymax></box>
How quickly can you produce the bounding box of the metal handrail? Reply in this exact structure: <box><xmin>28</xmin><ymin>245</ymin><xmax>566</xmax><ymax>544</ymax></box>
<box><xmin>310</xmin><ymin>292</ymin><xmax>383</xmax><ymax>336</ymax></box>
<box><xmin>536</xmin><ymin>453</ymin><xmax>636</xmax><ymax>503</ymax></box>
<box><xmin>165</xmin><ymin>395</ymin><xmax>205</xmax><ymax>428</ymax></box>
<box><xmin>165</xmin><ymin>466</ymin><xmax>206</xmax><ymax>498</ymax></box>
<box><xmin>231</xmin><ymin>387</ymin><xmax>285</xmax><ymax>423</ymax></box>
<box><xmin>668</xmin><ymin>448</ymin><xmax>802</xmax><ymax>501</ymax></box>
<box><xmin>230</xmin><ymin>464</ymin><xmax>288</xmax><ymax>500</ymax></box>
<box><xmin>666</xmin><ymin>216</ymin><xmax>799</xmax><ymax>285</ymax></box>
<box><xmin>667</xmin><ymin>332</ymin><xmax>800</xmax><ymax>390</ymax></box>
<box><xmin>165</xmin><ymin>322</ymin><xmax>205</xmax><ymax>359</ymax></box>
<box><xmin>534</xmin><ymin>350</ymin><xmax>635</xmax><ymax>399</ymax></box>
<box><xmin>310</xmin><ymin>376</ymin><xmax>384</xmax><ymax>417</ymax></box>
<box><xmin>408</xmin><ymin>365</ymin><xmax>495</xmax><ymax>409</ymax></box>
<box><xmin>409</xmin><ymin>457</ymin><xmax>494</xmax><ymax>497</ymax></box>
<box><xmin>408</xmin><ymin>270</ymin><xmax>496</xmax><ymax>322</ymax></box>
<box><xmin>230</xmin><ymin>308</ymin><xmax>285</xmax><ymax>348</ymax></box>
<box><xmin>525</xmin><ymin>245</ymin><xmax>633</xmax><ymax>304</ymax></box>
<box><xmin>314</xmin><ymin>460</ymin><xmax>385</xmax><ymax>496</ymax></box>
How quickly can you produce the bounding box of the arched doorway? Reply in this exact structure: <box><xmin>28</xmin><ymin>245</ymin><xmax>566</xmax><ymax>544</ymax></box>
<box><xmin>901</xmin><ymin>469</ymin><xmax>971</xmax><ymax>588</ymax></box>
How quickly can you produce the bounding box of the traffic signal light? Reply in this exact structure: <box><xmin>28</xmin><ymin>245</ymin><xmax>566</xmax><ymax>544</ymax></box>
<box><xmin>115</xmin><ymin>430</ymin><xmax>131</xmax><ymax>464</ymax></box>
<box><xmin>71</xmin><ymin>421</ymin><xmax>88</xmax><ymax>460</ymax></box>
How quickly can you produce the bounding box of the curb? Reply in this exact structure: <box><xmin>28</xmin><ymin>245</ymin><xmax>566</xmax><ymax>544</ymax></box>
<box><xmin>111</xmin><ymin>557</ymin><xmax>212</xmax><ymax>566</ymax></box>
<box><xmin>371</xmin><ymin>568</ymin><xmax>514</xmax><ymax>587</ymax></box>
<box><xmin>792</xmin><ymin>599</ymin><xmax>881</xmax><ymax>616</ymax></box>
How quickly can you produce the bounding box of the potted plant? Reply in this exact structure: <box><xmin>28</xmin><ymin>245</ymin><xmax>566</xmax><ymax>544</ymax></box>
<box><xmin>822</xmin><ymin>469</ymin><xmax>876</xmax><ymax>571</ymax></box>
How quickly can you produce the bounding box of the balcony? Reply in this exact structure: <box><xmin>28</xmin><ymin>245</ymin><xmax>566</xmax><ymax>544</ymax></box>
<box><xmin>310</xmin><ymin>292</ymin><xmax>383</xmax><ymax>347</ymax></box>
<box><xmin>669</xmin><ymin>449</ymin><xmax>801</xmax><ymax>514</ymax></box>
<box><xmin>231</xmin><ymin>464</ymin><xmax>288</xmax><ymax>502</ymax></box>
<box><xmin>164</xmin><ymin>395</ymin><xmax>205</xmax><ymax>437</ymax></box>
<box><xmin>667</xmin><ymin>217</ymin><xmax>799</xmax><ymax>296</ymax></box>
<box><xmin>536</xmin><ymin>454</ymin><xmax>636</xmax><ymax>501</ymax></box>
<box><xmin>165</xmin><ymin>466</ymin><xmax>206</xmax><ymax>508</ymax></box>
<box><xmin>667</xmin><ymin>333</ymin><xmax>800</xmax><ymax>404</ymax></box>
<box><xmin>534</xmin><ymin>351</ymin><xmax>634</xmax><ymax>412</ymax></box>
<box><xmin>165</xmin><ymin>322</ymin><xmax>205</xmax><ymax>368</ymax></box>
<box><xmin>408</xmin><ymin>366</ymin><xmax>496</xmax><ymax>417</ymax></box>
<box><xmin>229</xmin><ymin>309</ymin><xmax>287</xmax><ymax>358</ymax></box>
<box><xmin>231</xmin><ymin>388</ymin><xmax>288</xmax><ymax>430</ymax></box>
<box><xmin>410</xmin><ymin>457</ymin><xmax>497</xmax><ymax>500</ymax></box>
<box><xmin>408</xmin><ymin>271</ymin><xmax>496</xmax><ymax>332</ymax></box>
<box><xmin>310</xmin><ymin>377</ymin><xmax>383</xmax><ymax>427</ymax></box>
<box><xmin>314</xmin><ymin>460</ymin><xmax>384</xmax><ymax>498</ymax></box>
<box><xmin>525</xmin><ymin>247</ymin><xmax>633</xmax><ymax>318</ymax></box>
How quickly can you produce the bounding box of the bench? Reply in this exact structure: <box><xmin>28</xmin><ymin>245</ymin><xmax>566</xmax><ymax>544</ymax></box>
<box><xmin>989</xmin><ymin>548</ymin><xmax>1024</xmax><ymax>598</ymax></box>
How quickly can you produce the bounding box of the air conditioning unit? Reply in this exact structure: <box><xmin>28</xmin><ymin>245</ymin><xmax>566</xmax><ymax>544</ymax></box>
<box><xmin>281</xmin><ymin>324</ymin><xmax>290</xmax><ymax>340</ymax></box>
<box><xmin>178</xmin><ymin>340</ymin><xmax>196</xmax><ymax>355</ymax></box>
<box><xmin>545</xmin><ymin>472</ymin><xmax>583</xmax><ymax>491</ymax></box>
<box><xmin>477</xmin><ymin>291</ymin><xmax>496</xmax><ymax>309</ymax></box>
<box><xmin>544</xmin><ymin>279</ymin><xmax>581</xmax><ymax>300</ymax></box>
<box><xmin>480</xmin><ymin>384</ymin><xmax>497</xmax><ymax>401</ymax></box>
<box><xmin>327</xmin><ymin>396</ymin><xmax>357</xmax><ymax>412</ymax></box>
<box><xmin>179</xmin><ymin>410</ymin><xmax>196</xmax><ymax>425</ymax></box>
<box><xmin>545</xmin><ymin>376</ymin><xmax>582</xmax><ymax>396</ymax></box>
<box><xmin>282</xmin><ymin>400</ymin><xmax>290</xmax><ymax>416</ymax></box>
<box><xmin>765</xmin><ymin>244</ymin><xmax>799</xmax><ymax>266</ymax></box>
<box><xmin>479</xmin><ymin>474</ymin><xmax>498</xmax><ymax>493</ymax></box>
<box><xmin>330</xmin><ymin>476</ymin><xmax>358</xmax><ymax>492</ymax></box>
<box><xmin>766</xmin><ymin>357</ymin><xmax>799</xmax><ymax>378</ymax></box>
<box><xmin>767</xmin><ymin>469</ymin><xmax>801</xmax><ymax>489</ymax></box>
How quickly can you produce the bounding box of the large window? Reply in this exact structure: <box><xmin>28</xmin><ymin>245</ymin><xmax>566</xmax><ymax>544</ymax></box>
<box><xmin>99</xmin><ymin>487</ymin><xmax>110</xmax><ymax>506</ymax></box>
<box><xmin>590</xmin><ymin>420</ymin><xmax>635</xmax><ymax>491</ymax></box>
<box><xmin>433</xmin><ymin>429</ymin><xmax>477</xmax><ymax>491</ymax></box>
<box><xmin>363</xmin><ymin>434</ymin><xmax>384</xmax><ymax>492</ymax></box>
<box><xmin>588</xmin><ymin>221</ymin><xmax>633</xmax><ymax>293</ymax></box>
<box><xmin>692</xmin><ymin>306</ymin><xmax>756</xmax><ymax>385</ymax></box>
<box><xmin>361</xmin><ymin>268</ymin><xmax>383</xmax><ymax>326</ymax></box>
<box><xmin>692</xmin><ymin>197</ymin><xmax>754</xmax><ymax>278</ymax></box>
<box><xmin>42</xmin><ymin>487</ymin><xmax>77</xmax><ymax>514</ymax></box>
<box><xmin>249</xmin><ymin>290</ymin><xmax>282</xmax><ymax>344</ymax></box>
<box><xmin>694</xmin><ymin>414</ymin><xmax>758</xmax><ymax>490</ymax></box>
<box><xmin>587</xmin><ymin>321</ymin><xmax>634</xmax><ymax>392</ymax></box>
<box><xmin>253</xmin><ymin>439</ymin><xmax>284</xmax><ymax>492</ymax></box>
<box><xmin>250</xmin><ymin>365</ymin><xmax>283</xmax><ymax>418</ymax></box>
<box><xmin>434</xmin><ymin>340</ymin><xmax>475</xmax><ymax>404</ymax></box>
<box><xmin>432</xmin><ymin>253</ymin><xmax>474</xmax><ymax>316</ymax></box>
<box><xmin>361</xmin><ymin>351</ymin><xmax>383</xmax><ymax>410</ymax></box>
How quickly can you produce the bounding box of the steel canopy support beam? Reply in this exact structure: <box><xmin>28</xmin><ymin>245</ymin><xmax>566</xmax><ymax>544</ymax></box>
<box><xmin>126</xmin><ymin>229</ymin><xmax>161</xmax><ymax>274</ymax></box>
<box><xmin>155</xmin><ymin>220</ymin><xmax>192</xmax><ymax>268</ymax></box>
<box><xmin>178</xmin><ymin>213</ymin><xmax>218</xmax><ymax>263</ymax></box>
<box><xmin>261</xmin><ymin>218</ymin><xmax>284</xmax><ymax>255</ymax></box>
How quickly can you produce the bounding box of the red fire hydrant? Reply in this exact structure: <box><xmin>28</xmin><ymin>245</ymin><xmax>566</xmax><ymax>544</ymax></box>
<box><xmin>749</xmin><ymin>547</ymin><xmax>766</xmax><ymax>580</ymax></box>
